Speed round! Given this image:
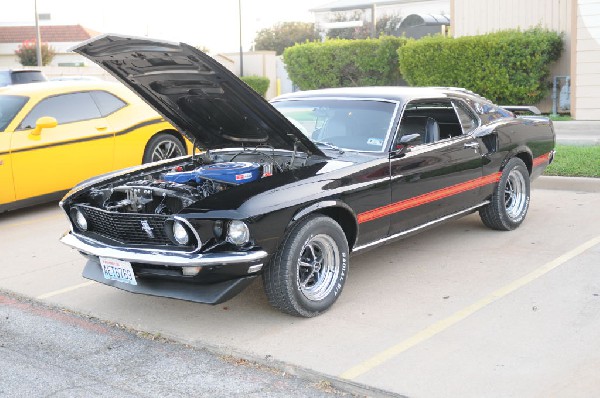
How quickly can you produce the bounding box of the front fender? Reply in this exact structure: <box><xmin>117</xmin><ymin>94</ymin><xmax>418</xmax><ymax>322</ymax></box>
<box><xmin>290</xmin><ymin>200</ymin><xmax>359</xmax><ymax>249</ymax></box>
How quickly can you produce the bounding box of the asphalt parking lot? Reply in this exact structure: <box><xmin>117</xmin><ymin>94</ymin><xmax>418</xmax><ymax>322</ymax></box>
<box><xmin>1</xmin><ymin>180</ymin><xmax>599</xmax><ymax>397</ymax></box>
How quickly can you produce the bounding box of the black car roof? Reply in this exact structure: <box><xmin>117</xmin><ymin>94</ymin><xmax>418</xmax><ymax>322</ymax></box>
<box><xmin>272</xmin><ymin>86</ymin><xmax>493</xmax><ymax>104</ymax></box>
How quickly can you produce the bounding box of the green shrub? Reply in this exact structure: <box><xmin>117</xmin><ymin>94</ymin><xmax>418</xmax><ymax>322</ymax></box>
<box><xmin>283</xmin><ymin>36</ymin><xmax>407</xmax><ymax>90</ymax></box>
<box><xmin>240</xmin><ymin>76</ymin><xmax>270</xmax><ymax>97</ymax></box>
<box><xmin>398</xmin><ymin>28</ymin><xmax>563</xmax><ymax>104</ymax></box>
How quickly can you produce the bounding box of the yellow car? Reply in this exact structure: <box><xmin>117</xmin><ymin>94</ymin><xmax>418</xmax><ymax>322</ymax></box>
<box><xmin>0</xmin><ymin>80</ymin><xmax>191</xmax><ymax>212</ymax></box>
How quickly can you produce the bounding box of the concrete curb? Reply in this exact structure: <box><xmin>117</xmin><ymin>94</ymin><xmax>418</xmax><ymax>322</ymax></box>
<box><xmin>533</xmin><ymin>176</ymin><xmax>600</xmax><ymax>193</ymax></box>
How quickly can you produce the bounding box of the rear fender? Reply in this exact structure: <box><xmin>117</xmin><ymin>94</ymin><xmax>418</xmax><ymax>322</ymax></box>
<box><xmin>502</xmin><ymin>146</ymin><xmax>533</xmax><ymax>175</ymax></box>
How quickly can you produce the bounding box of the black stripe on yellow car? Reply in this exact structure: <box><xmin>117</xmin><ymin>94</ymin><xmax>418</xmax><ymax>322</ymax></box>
<box><xmin>3</xmin><ymin>118</ymin><xmax>163</xmax><ymax>156</ymax></box>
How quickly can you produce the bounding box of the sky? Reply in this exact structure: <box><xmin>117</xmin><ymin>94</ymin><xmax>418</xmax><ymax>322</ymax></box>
<box><xmin>2</xmin><ymin>0</ymin><xmax>328</xmax><ymax>52</ymax></box>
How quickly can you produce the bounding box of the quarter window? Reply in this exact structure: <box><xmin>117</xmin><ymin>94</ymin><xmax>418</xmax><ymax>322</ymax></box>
<box><xmin>453</xmin><ymin>101</ymin><xmax>479</xmax><ymax>133</ymax></box>
<box><xmin>90</xmin><ymin>90</ymin><xmax>127</xmax><ymax>116</ymax></box>
<box><xmin>18</xmin><ymin>92</ymin><xmax>101</xmax><ymax>130</ymax></box>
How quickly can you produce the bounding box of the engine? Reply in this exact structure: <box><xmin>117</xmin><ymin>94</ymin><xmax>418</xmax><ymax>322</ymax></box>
<box><xmin>86</xmin><ymin>161</ymin><xmax>269</xmax><ymax>215</ymax></box>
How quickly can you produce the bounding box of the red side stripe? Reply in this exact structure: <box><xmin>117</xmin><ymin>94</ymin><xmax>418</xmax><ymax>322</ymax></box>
<box><xmin>357</xmin><ymin>172</ymin><xmax>501</xmax><ymax>224</ymax></box>
<box><xmin>533</xmin><ymin>152</ymin><xmax>550</xmax><ymax>167</ymax></box>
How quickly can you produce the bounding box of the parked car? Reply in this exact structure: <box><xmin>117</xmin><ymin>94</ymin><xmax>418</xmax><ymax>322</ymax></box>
<box><xmin>60</xmin><ymin>35</ymin><xmax>555</xmax><ymax>317</ymax></box>
<box><xmin>0</xmin><ymin>69</ymin><xmax>47</xmax><ymax>87</ymax></box>
<box><xmin>0</xmin><ymin>80</ymin><xmax>191</xmax><ymax>212</ymax></box>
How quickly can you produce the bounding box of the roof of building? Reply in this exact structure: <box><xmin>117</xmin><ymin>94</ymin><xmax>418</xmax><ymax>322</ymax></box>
<box><xmin>310</xmin><ymin>0</ymin><xmax>432</xmax><ymax>12</ymax></box>
<box><xmin>0</xmin><ymin>25</ymin><xmax>100</xmax><ymax>44</ymax></box>
<box><xmin>400</xmin><ymin>13</ymin><xmax>450</xmax><ymax>27</ymax></box>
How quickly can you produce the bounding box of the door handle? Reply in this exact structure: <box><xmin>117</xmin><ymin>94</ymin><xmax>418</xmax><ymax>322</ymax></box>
<box><xmin>96</xmin><ymin>126</ymin><xmax>108</xmax><ymax>131</ymax></box>
<box><xmin>464</xmin><ymin>142</ymin><xmax>479</xmax><ymax>150</ymax></box>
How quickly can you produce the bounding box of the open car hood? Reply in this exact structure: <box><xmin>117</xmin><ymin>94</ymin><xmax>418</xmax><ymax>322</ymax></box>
<box><xmin>73</xmin><ymin>34</ymin><xmax>323</xmax><ymax>156</ymax></box>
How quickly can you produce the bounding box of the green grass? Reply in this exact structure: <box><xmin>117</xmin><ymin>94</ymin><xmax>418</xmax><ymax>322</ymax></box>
<box><xmin>544</xmin><ymin>145</ymin><xmax>600</xmax><ymax>177</ymax></box>
<box><xmin>547</xmin><ymin>114</ymin><xmax>572</xmax><ymax>121</ymax></box>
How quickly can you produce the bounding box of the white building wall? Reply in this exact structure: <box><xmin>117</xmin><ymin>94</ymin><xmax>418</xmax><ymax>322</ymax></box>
<box><xmin>0</xmin><ymin>41</ymin><xmax>93</xmax><ymax>68</ymax></box>
<box><xmin>574</xmin><ymin>0</ymin><xmax>600</xmax><ymax>119</ymax></box>
<box><xmin>451</xmin><ymin>0</ymin><xmax>573</xmax><ymax>115</ymax></box>
<box><xmin>222</xmin><ymin>51</ymin><xmax>278</xmax><ymax>99</ymax></box>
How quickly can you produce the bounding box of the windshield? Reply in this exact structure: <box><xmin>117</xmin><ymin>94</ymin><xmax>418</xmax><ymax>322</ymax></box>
<box><xmin>0</xmin><ymin>95</ymin><xmax>28</xmax><ymax>131</ymax></box>
<box><xmin>273</xmin><ymin>99</ymin><xmax>397</xmax><ymax>152</ymax></box>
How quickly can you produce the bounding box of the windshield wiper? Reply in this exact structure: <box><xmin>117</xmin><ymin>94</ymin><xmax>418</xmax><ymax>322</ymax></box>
<box><xmin>313</xmin><ymin>140</ymin><xmax>344</xmax><ymax>153</ymax></box>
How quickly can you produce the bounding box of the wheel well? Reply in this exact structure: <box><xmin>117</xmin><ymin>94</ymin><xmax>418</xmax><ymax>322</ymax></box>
<box><xmin>144</xmin><ymin>129</ymin><xmax>187</xmax><ymax>156</ymax></box>
<box><xmin>514</xmin><ymin>152</ymin><xmax>533</xmax><ymax>175</ymax></box>
<box><xmin>315</xmin><ymin>207</ymin><xmax>358</xmax><ymax>250</ymax></box>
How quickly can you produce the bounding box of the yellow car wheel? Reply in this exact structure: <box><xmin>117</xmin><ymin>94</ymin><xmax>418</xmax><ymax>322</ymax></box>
<box><xmin>143</xmin><ymin>133</ymin><xmax>186</xmax><ymax>163</ymax></box>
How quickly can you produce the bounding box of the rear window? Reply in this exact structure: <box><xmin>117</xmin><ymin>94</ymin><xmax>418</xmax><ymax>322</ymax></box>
<box><xmin>11</xmin><ymin>70</ymin><xmax>47</xmax><ymax>85</ymax></box>
<box><xmin>0</xmin><ymin>95</ymin><xmax>28</xmax><ymax>131</ymax></box>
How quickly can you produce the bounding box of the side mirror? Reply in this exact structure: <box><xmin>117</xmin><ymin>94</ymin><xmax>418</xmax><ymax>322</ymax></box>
<box><xmin>392</xmin><ymin>133</ymin><xmax>421</xmax><ymax>156</ymax></box>
<box><xmin>30</xmin><ymin>116</ymin><xmax>58</xmax><ymax>137</ymax></box>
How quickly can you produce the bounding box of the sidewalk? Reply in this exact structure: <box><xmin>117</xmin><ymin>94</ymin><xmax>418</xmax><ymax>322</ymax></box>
<box><xmin>553</xmin><ymin>121</ymin><xmax>600</xmax><ymax>145</ymax></box>
<box><xmin>534</xmin><ymin>175</ymin><xmax>600</xmax><ymax>192</ymax></box>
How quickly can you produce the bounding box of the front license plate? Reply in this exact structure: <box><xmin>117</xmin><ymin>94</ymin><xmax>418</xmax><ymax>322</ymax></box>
<box><xmin>99</xmin><ymin>257</ymin><xmax>137</xmax><ymax>285</ymax></box>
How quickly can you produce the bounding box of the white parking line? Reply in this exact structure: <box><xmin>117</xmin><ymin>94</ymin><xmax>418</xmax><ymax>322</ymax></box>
<box><xmin>340</xmin><ymin>234</ymin><xmax>600</xmax><ymax>380</ymax></box>
<box><xmin>36</xmin><ymin>281</ymin><xmax>96</xmax><ymax>300</ymax></box>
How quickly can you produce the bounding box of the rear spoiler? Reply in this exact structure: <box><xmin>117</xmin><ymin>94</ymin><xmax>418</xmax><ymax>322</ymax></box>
<box><xmin>500</xmin><ymin>105</ymin><xmax>541</xmax><ymax>115</ymax></box>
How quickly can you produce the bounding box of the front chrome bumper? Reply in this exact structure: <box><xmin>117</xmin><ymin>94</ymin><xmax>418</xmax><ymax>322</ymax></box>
<box><xmin>60</xmin><ymin>232</ymin><xmax>268</xmax><ymax>268</ymax></box>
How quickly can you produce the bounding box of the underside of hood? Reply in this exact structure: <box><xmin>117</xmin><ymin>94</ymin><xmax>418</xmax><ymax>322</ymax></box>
<box><xmin>72</xmin><ymin>34</ymin><xmax>323</xmax><ymax>156</ymax></box>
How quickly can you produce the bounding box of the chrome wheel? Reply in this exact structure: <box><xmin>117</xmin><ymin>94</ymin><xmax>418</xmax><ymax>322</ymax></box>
<box><xmin>263</xmin><ymin>215</ymin><xmax>349</xmax><ymax>317</ymax></box>
<box><xmin>150</xmin><ymin>140</ymin><xmax>184</xmax><ymax>161</ymax></box>
<box><xmin>480</xmin><ymin>158</ymin><xmax>530</xmax><ymax>231</ymax></box>
<box><xmin>297</xmin><ymin>234</ymin><xmax>340</xmax><ymax>302</ymax></box>
<box><xmin>504</xmin><ymin>168</ymin><xmax>528</xmax><ymax>220</ymax></box>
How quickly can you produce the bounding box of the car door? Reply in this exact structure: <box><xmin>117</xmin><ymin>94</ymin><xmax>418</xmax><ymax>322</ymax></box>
<box><xmin>0</xmin><ymin>94</ymin><xmax>29</xmax><ymax>207</ymax></box>
<box><xmin>0</xmin><ymin>130</ymin><xmax>14</xmax><ymax>206</ymax></box>
<box><xmin>10</xmin><ymin>91</ymin><xmax>115</xmax><ymax>201</ymax></box>
<box><xmin>388</xmin><ymin>99</ymin><xmax>484</xmax><ymax>235</ymax></box>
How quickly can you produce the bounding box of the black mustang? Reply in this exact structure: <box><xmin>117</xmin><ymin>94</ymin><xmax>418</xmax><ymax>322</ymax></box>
<box><xmin>60</xmin><ymin>35</ymin><xmax>555</xmax><ymax>317</ymax></box>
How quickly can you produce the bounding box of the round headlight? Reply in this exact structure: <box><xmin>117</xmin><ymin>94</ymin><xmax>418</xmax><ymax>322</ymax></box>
<box><xmin>71</xmin><ymin>208</ymin><xmax>88</xmax><ymax>231</ymax></box>
<box><xmin>226</xmin><ymin>220</ymin><xmax>250</xmax><ymax>245</ymax></box>
<box><xmin>172</xmin><ymin>221</ymin><xmax>189</xmax><ymax>245</ymax></box>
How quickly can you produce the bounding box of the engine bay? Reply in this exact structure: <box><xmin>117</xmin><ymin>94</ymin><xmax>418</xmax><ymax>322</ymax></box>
<box><xmin>80</xmin><ymin>149</ymin><xmax>310</xmax><ymax>215</ymax></box>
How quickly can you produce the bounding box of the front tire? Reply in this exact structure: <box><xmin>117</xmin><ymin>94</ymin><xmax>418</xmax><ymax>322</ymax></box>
<box><xmin>143</xmin><ymin>133</ymin><xmax>186</xmax><ymax>163</ymax></box>
<box><xmin>263</xmin><ymin>215</ymin><xmax>349</xmax><ymax>317</ymax></box>
<box><xmin>480</xmin><ymin>157</ymin><xmax>530</xmax><ymax>230</ymax></box>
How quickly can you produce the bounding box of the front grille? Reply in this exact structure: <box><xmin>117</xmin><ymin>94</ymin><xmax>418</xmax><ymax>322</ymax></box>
<box><xmin>78</xmin><ymin>205</ymin><xmax>172</xmax><ymax>246</ymax></box>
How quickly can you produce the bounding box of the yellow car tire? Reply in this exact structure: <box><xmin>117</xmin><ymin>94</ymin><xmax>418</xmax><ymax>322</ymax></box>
<box><xmin>143</xmin><ymin>133</ymin><xmax>186</xmax><ymax>163</ymax></box>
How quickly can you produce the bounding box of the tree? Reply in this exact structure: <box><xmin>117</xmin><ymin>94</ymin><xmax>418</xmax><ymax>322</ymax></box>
<box><xmin>376</xmin><ymin>14</ymin><xmax>403</xmax><ymax>37</ymax></box>
<box><xmin>15</xmin><ymin>39</ymin><xmax>55</xmax><ymax>66</ymax></box>
<box><xmin>326</xmin><ymin>12</ymin><xmax>370</xmax><ymax>40</ymax></box>
<box><xmin>195</xmin><ymin>45</ymin><xmax>211</xmax><ymax>54</ymax></box>
<box><xmin>254</xmin><ymin>22</ymin><xmax>320</xmax><ymax>55</ymax></box>
<box><xmin>325</xmin><ymin>12</ymin><xmax>403</xmax><ymax>39</ymax></box>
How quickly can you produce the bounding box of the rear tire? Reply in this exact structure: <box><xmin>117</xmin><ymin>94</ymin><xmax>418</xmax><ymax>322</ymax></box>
<box><xmin>479</xmin><ymin>158</ymin><xmax>530</xmax><ymax>231</ymax></box>
<box><xmin>143</xmin><ymin>133</ymin><xmax>185</xmax><ymax>163</ymax></box>
<box><xmin>263</xmin><ymin>215</ymin><xmax>349</xmax><ymax>317</ymax></box>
